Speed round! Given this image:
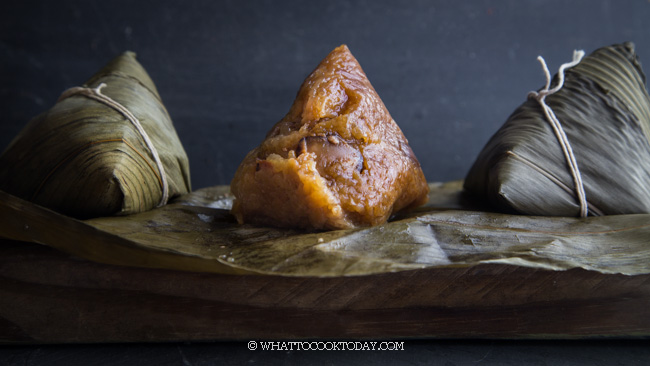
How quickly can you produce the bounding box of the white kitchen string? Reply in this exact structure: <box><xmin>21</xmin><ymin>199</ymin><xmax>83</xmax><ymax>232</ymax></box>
<box><xmin>527</xmin><ymin>50</ymin><xmax>588</xmax><ymax>217</ymax></box>
<box><xmin>59</xmin><ymin>83</ymin><xmax>169</xmax><ymax>207</ymax></box>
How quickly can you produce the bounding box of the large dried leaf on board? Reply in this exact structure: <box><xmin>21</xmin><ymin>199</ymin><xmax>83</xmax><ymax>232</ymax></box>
<box><xmin>0</xmin><ymin>52</ymin><xmax>191</xmax><ymax>219</ymax></box>
<box><xmin>1</xmin><ymin>182</ymin><xmax>649</xmax><ymax>277</ymax></box>
<box><xmin>465</xmin><ymin>42</ymin><xmax>650</xmax><ymax>216</ymax></box>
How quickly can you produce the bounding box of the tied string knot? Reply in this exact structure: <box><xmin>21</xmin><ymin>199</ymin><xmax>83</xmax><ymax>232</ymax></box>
<box><xmin>58</xmin><ymin>83</ymin><xmax>169</xmax><ymax>207</ymax></box>
<box><xmin>527</xmin><ymin>50</ymin><xmax>588</xmax><ymax>217</ymax></box>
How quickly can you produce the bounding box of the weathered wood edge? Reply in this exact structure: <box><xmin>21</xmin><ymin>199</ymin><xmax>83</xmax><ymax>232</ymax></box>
<box><xmin>1</xmin><ymin>240</ymin><xmax>648</xmax><ymax>343</ymax></box>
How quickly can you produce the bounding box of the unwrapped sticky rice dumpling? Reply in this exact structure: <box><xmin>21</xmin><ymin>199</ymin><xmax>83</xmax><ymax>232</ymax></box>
<box><xmin>231</xmin><ymin>45</ymin><xmax>429</xmax><ymax>230</ymax></box>
<box><xmin>465</xmin><ymin>42</ymin><xmax>650</xmax><ymax>216</ymax></box>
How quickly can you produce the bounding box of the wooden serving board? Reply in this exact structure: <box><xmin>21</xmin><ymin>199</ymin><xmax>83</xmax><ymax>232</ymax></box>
<box><xmin>1</xmin><ymin>239</ymin><xmax>649</xmax><ymax>343</ymax></box>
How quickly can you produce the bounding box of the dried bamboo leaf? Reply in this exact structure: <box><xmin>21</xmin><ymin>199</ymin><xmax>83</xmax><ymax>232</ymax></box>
<box><xmin>1</xmin><ymin>182</ymin><xmax>648</xmax><ymax>277</ymax></box>
<box><xmin>465</xmin><ymin>42</ymin><xmax>650</xmax><ymax>216</ymax></box>
<box><xmin>0</xmin><ymin>52</ymin><xmax>191</xmax><ymax>219</ymax></box>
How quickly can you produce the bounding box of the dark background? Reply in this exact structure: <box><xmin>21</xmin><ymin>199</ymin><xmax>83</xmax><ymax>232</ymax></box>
<box><xmin>2</xmin><ymin>0</ymin><xmax>650</xmax><ymax>365</ymax></box>
<box><xmin>4</xmin><ymin>0</ymin><xmax>650</xmax><ymax>189</ymax></box>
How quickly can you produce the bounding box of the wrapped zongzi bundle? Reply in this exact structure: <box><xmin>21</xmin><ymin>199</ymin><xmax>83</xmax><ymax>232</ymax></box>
<box><xmin>465</xmin><ymin>42</ymin><xmax>650</xmax><ymax>216</ymax></box>
<box><xmin>231</xmin><ymin>45</ymin><xmax>429</xmax><ymax>230</ymax></box>
<box><xmin>0</xmin><ymin>52</ymin><xmax>191</xmax><ymax>219</ymax></box>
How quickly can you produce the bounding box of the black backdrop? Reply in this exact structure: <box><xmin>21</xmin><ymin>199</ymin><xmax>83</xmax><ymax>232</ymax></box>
<box><xmin>2</xmin><ymin>1</ymin><xmax>650</xmax><ymax>365</ymax></box>
<box><xmin>3</xmin><ymin>0</ymin><xmax>650</xmax><ymax>189</ymax></box>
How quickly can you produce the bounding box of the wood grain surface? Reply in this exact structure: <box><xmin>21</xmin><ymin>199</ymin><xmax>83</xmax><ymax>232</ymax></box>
<box><xmin>0</xmin><ymin>239</ymin><xmax>648</xmax><ymax>344</ymax></box>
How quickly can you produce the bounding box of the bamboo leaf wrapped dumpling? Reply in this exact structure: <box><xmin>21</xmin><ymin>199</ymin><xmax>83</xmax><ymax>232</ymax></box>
<box><xmin>465</xmin><ymin>42</ymin><xmax>650</xmax><ymax>216</ymax></box>
<box><xmin>0</xmin><ymin>52</ymin><xmax>191</xmax><ymax>218</ymax></box>
<box><xmin>231</xmin><ymin>45</ymin><xmax>429</xmax><ymax>230</ymax></box>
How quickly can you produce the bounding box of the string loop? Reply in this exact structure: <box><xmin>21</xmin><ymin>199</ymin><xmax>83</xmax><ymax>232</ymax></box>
<box><xmin>59</xmin><ymin>83</ymin><xmax>169</xmax><ymax>207</ymax></box>
<box><xmin>527</xmin><ymin>50</ymin><xmax>588</xmax><ymax>217</ymax></box>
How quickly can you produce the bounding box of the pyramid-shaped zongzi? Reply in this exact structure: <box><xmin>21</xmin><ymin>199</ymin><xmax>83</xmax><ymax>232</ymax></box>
<box><xmin>465</xmin><ymin>42</ymin><xmax>650</xmax><ymax>216</ymax></box>
<box><xmin>0</xmin><ymin>52</ymin><xmax>191</xmax><ymax>218</ymax></box>
<box><xmin>231</xmin><ymin>45</ymin><xmax>428</xmax><ymax>230</ymax></box>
